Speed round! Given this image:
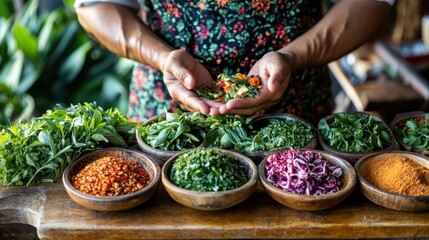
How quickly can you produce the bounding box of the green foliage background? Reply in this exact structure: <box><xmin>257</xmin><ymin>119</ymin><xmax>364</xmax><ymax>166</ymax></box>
<box><xmin>0</xmin><ymin>0</ymin><xmax>134</xmax><ymax>126</ymax></box>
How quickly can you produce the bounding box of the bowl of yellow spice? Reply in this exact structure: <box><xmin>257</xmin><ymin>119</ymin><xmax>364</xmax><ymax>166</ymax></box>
<box><xmin>355</xmin><ymin>151</ymin><xmax>429</xmax><ymax>211</ymax></box>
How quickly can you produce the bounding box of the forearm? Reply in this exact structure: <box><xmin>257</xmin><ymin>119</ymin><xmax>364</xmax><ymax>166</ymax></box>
<box><xmin>278</xmin><ymin>0</ymin><xmax>392</xmax><ymax>71</ymax></box>
<box><xmin>75</xmin><ymin>3</ymin><xmax>172</xmax><ymax>71</ymax></box>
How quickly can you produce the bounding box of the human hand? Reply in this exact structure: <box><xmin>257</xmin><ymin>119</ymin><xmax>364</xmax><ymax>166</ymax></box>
<box><xmin>218</xmin><ymin>51</ymin><xmax>292</xmax><ymax>115</ymax></box>
<box><xmin>162</xmin><ymin>49</ymin><xmax>214</xmax><ymax>115</ymax></box>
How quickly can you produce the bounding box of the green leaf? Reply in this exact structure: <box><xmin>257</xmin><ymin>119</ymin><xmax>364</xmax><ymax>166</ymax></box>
<box><xmin>58</xmin><ymin>41</ymin><xmax>92</xmax><ymax>83</ymax></box>
<box><xmin>25</xmin><ymin>155</ymin><xmax>36</xmax><ymax>168</ymax></box>
<box><xmin>12</xmin><ymin>23</ymin><xmax>38</xmax><ymax>60</ymax></box>
<box><xmin>1</xmin><ymin>51</ymin><xmax>24</xmax><ymax>90</ymax></box>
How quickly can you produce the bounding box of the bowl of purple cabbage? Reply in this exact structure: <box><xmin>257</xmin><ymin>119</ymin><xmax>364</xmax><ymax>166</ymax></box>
<box><xmin>258</xmin><ymin>148</ymin><xmax>357</xmax><ymax>211</ymax></box>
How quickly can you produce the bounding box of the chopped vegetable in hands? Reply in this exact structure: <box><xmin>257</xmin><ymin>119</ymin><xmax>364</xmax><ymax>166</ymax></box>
<box><xmin>265</xmin><ymin>148</ymin><xmax>343</xmax><ymax>196</ymax></box>
<box><xmin>195</xmin><ymin>73</ymin><xmax>262</xmax><ymax>103</ymax></box>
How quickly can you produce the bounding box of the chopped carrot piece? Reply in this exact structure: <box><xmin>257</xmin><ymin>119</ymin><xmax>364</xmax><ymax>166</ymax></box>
<box><xmin>235</xmin><ymin>73</ymin><xmax>246</xmax><ymax>80</ymax></box>
<box><xmin>248</xmin><ymin>76</ymin><xmax>261</xmax><ymax>87</ymax></box>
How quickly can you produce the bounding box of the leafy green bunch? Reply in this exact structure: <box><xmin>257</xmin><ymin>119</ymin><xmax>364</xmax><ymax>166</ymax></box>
<box><xmin>318</xmin><ymin>112</ymin><xmax>391</xmax><ymax>152</ymax></box>
<box><xmin>139</xmin><ymin>111</ymin><xmax>207</xmax><ymax>151</ymax></box>
<box><xmin>0</xmin><ymin>102</ymin><xmax>136</xmax><ymax>186</ymax></box>
<box><xmin>394</xmin><ymin>116</ymin><xmax>429</xmax><ymax>150</ymax></box>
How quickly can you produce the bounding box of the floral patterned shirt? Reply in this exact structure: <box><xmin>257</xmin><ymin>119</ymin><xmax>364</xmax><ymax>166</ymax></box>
<box><xmin>128</xmin><ymin>0</ymin><xmax>333</xmax><ymax>124</ymax></box>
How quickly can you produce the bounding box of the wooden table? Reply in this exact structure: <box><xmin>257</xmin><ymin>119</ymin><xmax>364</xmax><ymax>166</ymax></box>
<box><xmin>1</xmin><ymin>180</ymin><xmax>429</xmax><ymax>240</ymax></box>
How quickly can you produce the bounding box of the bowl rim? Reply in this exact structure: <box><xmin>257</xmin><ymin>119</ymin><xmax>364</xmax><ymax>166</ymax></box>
<box><xmin>62</xmin><ymin>147</ymin><xmax>161</xmax><ymax>201</ymax></box>
<box><xmin>316</xmin><ymin>112</ymin><xmax>398</xmax><ymax>155</ymax></box>
<box><xmin>258</xmin><ymin>148</ymin><xmax>357</xmax><ymax>200</ymax></box>
<box><xmin>355</xmin><ymin>150</ymin><xmax>429</xmax><ymax>200</ymax></box>
<box><xmin>161</xmin><ymin>147</ymin><xmax>258</xmax><ymax>196</ymax></box>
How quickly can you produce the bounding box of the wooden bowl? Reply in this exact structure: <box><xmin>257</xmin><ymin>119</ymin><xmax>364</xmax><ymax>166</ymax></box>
<box><xmin>389</xmin><ymin>111</ymin><xmax>429</xmax><ymax>156</ymax></box>
<box><xmin>161</xmin><ymin>148</ymin><xmax>258</xmax><ymax>211</ymax></box>
<box><xmin>136</xmin><ymin>114</ymin><xmax>204</xmax><ymax>165</ymax></box>
<box><xmin>317</xmin><ymin>112</ymin><xmax>399</xmax><ymax>165</ymax></box>
<box><xmin>62</xmin><ymin>147</ymin><xmax>161</xmax><ymax>211</ymax></box>
<box><xmin>258</xmin><ymin>149</ymin><xmax>357</xmax><ymax>211</ymax></box>
<box><xmin>355</xmin><ymin>151</ymin><xmax>429</xmax><ymax>211</ymax></box>
<box><xmin>241</xmin><ymin>114</ymin><xmax>317</xmax><ymax>163</ymax></box>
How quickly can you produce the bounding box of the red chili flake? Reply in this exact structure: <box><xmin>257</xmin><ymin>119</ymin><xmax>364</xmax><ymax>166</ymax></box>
<box><xmin>71</xmin><ymin>156</ymin><xmax>151</xmax><ymax>197</ymax></box>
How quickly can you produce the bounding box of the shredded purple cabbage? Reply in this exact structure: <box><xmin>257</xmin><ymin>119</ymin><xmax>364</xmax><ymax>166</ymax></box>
<box><xmin>265</xmin><ymin>148</ymin><xmax>343</xmax><ymax>195</ymax></box>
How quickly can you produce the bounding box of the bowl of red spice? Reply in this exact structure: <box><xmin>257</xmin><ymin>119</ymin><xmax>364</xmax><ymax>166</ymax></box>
<box><xmin>355</xmin><ymin>150</ymin><xmax>429</xmax><ymax>211</ymax></box>
<box><xmin>258</xmin><ymin>148</ymin><xmax>357</xmax><ymax>211</ymax></box>
<box><xmin>63</xmin><ymin>147</ymin><xmax>161</xmax><ymax>211</ymax></box>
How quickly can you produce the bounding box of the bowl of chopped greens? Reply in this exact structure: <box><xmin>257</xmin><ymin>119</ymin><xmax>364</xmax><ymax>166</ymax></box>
<box><xmin>136</xmin><ymin>111</ymin><xmax>207</xmax><ymax>165</ymax></box>
<box><xmin>390</xmin><ymin>111</ymin><xmax>429</xmax><ymax>156</ymax></box>
<box><xmin>162</xmin><ymin>147</ymin><xmax>258</xmax><ymax>211</ymax></box>
<box><xmin>317</xmin><ymin>112</ymin><xmax>399</xmax><ymax>164</ymax></box>
<box><xmin>241</xmin><ymin>114</ymin><xmax>317</xmax><ymax>162</ymax></box>
<box><xmin>259</xmin><ymin>148</ymin><xmax>357</xmax><ymax>211</ymax></box>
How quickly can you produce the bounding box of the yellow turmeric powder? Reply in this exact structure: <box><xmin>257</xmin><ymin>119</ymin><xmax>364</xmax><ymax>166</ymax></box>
<box><xmin>360</xmin><ymin>154</ymin><xmax>429</xmax><ymax>196</ymax></box>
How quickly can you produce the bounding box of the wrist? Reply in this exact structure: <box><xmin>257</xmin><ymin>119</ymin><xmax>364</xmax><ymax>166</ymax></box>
<box><xmin>277</xmin><ymin>50</ymin><xmax>300</xmax><ymax>72</ymax></box>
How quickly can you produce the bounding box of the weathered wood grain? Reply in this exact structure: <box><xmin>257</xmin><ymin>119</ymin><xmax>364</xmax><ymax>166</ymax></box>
<box><xmin>1</xmin><ymin>181</ymin><xmax>429</xmax><ymax>239</ymax></box>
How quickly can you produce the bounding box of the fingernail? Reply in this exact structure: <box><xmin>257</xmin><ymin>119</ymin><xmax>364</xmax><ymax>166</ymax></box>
<box><xmin>184</xmin><ymin>76</ymin><xmax>192</xmax><ymax>88</ymax></box>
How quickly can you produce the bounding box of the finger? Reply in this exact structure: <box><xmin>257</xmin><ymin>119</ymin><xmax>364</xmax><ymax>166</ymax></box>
<box><xmin>171</xmin><ymin>84</ymin><xmax>210</xmax><ymax>114</ymax></box>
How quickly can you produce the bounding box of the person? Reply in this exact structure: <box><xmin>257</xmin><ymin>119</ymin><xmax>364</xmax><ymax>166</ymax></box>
<box><xmin>74</xmin><ymin>0</ymin><xmax>393</xmax><ymax>124</ymax></box>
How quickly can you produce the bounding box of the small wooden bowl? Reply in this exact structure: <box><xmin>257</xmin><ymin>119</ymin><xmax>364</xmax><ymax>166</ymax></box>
<box><xmin>136</xmin><ymin>114</ymin><xmax>204</xmax><ymax>165</ymax></box>
<box><xmin>317</xmin><ymin>112</ymin><xmax>399</xmax><ymax>165</ymax></box>
<box><xmin>63</xmin><ymin>148</ymin><xmax>161</xmax><ymax>211</ymax></box>
<box><xmin>258</xmin><ymin>149</ymin><xmax>357</xmax><ymax>211</ymax></box>
<box><xmin>241</xmin><ymin>114</ymin><xmax>318</xmax><ymax>163</ymax></box>
<box><xmin>162</xmin><ymin>148</ymin><xmax>258</xmax><ymax>211</ymax></box>
<box><xmin>355</xmin><ymin>151</ymin><xmax>429</xmax><ymax>211</ymax></box>
<box><xmin>389</xmin><ymin>111</ymin><xmax>429</xmax><ymax>156</ymax></box>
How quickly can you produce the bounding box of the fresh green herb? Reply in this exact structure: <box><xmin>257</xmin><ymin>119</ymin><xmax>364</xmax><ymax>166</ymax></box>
<box><xmin>251</xmin><ymin>119</ymin><xmax>314</xmax><ymax>152</ymax></box>
<box><xmin>203</xmin><ymin>115</ymin><xmax>253</xmax><ymax>150</ymax></box>
<box><xmin>395</xmin><ymin>115</ymin><xmax>429</xmax><ymax>150</ymax></box>
<box><xmin>139</xmin><ymin>111</ymin><xmax>206</xmax><ymax>151</ymax></box>
<box><xmin>169</xmin><ymin>148</ymin><xmax>248</xmax><ymax>192</ymax></box>
<box><xmin>318</xmin><ymin>112</ymin><xmax>391</xmax><ymax>152</ymax></box>
<box><xmin>0</xmin><ymin>102</ymin><xmax>136</xmax><ymax>187</ymax></box>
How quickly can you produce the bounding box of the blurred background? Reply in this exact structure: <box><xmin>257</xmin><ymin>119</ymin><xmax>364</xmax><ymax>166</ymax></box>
<box><xmin>1</xmin><ymin>0</ymin><xmax>429</xmax><ymax>127</ymax></box>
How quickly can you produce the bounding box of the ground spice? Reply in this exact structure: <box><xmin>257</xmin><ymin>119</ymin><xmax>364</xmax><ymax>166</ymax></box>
<box><xmin>361</xmin><ymin>154</ymin><xmax>429</xmax><ymax>196</ymax></box>
<box><xmin>72</xmin><ymin>156</ymin><xmax>151</xmax><ymax>196</ymax></box>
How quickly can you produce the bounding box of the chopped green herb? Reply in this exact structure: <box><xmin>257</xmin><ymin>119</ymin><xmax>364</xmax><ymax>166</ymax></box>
<box><xmin>251</xmin><ymin>119</ymin><xmax>314</xmax><ymax>152</ymax></box>
<box><xmin>169</xmin><ymin>148</ymin><xmax>248</xmax><ymax>192</ymax></box>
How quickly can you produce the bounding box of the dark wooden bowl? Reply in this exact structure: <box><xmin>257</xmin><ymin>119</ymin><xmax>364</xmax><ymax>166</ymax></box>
<box><xmin>355</xmin><ymin>151</ymin><xmax>429</xmax><ymax>211</ymax></box>
<box><xmin>240</xmin><ymin>114</ymin><xmax>317</xmax><ymax>163</ymax></box>
<box><xmin>317</xmin><ymin>112</ymin><xmax>399</xmax><ymax>165</ymax></box>
<box><xmin>63</xmin><ymin>148</ymin><xmax>161</xmax><ymax>211</ymax></box>
<box><xmin>258</xmin><ymin>149</ymin><xmax>357</xmax><ymax>211</ymax></box>
<box><xmin>389</xmin><ymin>111</ymin><xmax>429</xmax><ymax>156</ymax></box>
<box><xmin>161</xmin><ymin>148</ymin><xmax>258</xmax><ymax>211</ymax></box>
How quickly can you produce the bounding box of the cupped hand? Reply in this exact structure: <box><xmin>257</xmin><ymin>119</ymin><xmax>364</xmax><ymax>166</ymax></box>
<box><xmin>162</xmin><ymin>49</ymin><xmax>215</xmax><ymax>115</ymax></box>
<box><xmin>219</xmin><ymin>51</ymin><xmax>292</xmax><ymax>115</ymax></box>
